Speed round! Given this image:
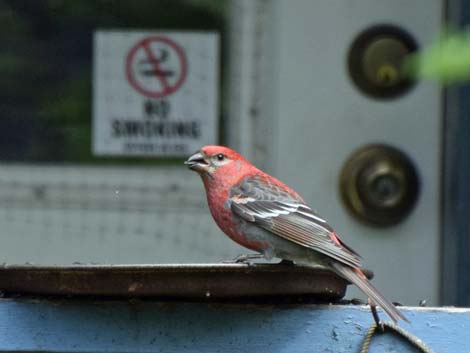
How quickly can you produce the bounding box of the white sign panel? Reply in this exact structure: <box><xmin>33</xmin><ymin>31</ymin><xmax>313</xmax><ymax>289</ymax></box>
<box><xmin>92</xmin><ymin>30</ymin><xmax>219</xmax><ymax>156</ymax></box>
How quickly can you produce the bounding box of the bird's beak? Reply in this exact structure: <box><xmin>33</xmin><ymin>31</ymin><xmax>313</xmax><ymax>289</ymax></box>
<box><xmin>184</xmin><ymin>151</ymin><xmax>209</xmax><ymax>173</ymax></box>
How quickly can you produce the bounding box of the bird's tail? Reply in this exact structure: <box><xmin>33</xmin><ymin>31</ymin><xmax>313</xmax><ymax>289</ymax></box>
<box><xmin>331</xmin><ymin>262</ymin><xmax>409</xmax><ymax>323</ymax></box>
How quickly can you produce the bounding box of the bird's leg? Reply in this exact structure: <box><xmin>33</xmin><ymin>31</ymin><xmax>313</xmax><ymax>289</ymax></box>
<box><xmin>223</xmin><ymin>253</ymin><xmax>265</xmax><ymax>264</ymax></box>
<box><xmin>369</xmin><ymin>299</ymin><xmax>385</xmax><ymax>331</ymax></box>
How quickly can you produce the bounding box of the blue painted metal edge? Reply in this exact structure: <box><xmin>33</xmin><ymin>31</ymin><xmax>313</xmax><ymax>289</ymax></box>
<box><xmin>0</xmin><ymin>299</ymin><xmax>468</xmax><ymax>353</ymax></box>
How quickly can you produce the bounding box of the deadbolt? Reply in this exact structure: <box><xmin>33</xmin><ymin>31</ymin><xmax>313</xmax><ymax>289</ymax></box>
<box><xmin>348</xmin><ymin>24</ymin><xmax>418</xmax><ymax>99</ymax></box>
<box><xmin>339</xmin><ymin>144</ymin><xmax>419</xmax><ymax>226</ymax></box>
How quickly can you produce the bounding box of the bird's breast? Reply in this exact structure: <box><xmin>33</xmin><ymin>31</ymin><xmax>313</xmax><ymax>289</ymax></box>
<box><xmin>206</xmin><ymin>189</ymin><xmax>269</xmax><ymax>253</ymax></box>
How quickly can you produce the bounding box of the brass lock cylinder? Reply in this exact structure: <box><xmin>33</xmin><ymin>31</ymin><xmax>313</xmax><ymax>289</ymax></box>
<box><xmin>339</xmin><ymin>144</ymin><xmax>420</xmax><ymax>227</ymax></box>
<box><xmin>348</xmin><ymin>24</ymin><xmax>418</xmax><ymax>99</ymax></box>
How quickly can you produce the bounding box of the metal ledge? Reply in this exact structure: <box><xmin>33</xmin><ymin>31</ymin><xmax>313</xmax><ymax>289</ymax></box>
<box><xmin>0</xmin><ymin>263</ymin><xmax>357</xmax><ymax>302</ymax></box>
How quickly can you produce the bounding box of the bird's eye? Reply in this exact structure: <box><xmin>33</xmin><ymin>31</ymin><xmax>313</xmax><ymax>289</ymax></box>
<box><xmin>216</xmin><ymin>154</ymin><xmax>225</xmax><ymax>161</ymax></box>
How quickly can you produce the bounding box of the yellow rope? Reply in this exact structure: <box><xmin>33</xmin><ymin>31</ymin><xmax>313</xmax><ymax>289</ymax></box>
<box><xmin>359</xmin><ymin>321</ymin><xmax>435</xmax><ymax>353</ymax></box>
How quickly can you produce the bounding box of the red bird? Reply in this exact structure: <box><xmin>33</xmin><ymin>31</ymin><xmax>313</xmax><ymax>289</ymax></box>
<box><xmin>185</xmin><ymin>145</ymin><xmax>407</xmax><ymax>323</ymax></box>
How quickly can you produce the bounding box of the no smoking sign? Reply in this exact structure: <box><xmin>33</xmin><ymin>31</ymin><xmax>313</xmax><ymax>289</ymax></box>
<box><xmin>92</xmin><ymin>31</ymin><xmax>219</xmax><ymax>157</ymax></box>
<box><xmin>125</xmin><ymin>36</ymin><xmax>188</xmax><ymax>98</ymax></box>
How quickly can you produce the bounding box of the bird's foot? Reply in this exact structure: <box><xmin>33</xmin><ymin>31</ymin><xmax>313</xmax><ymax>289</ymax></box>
<box><xmin>223</xmin><ymin>253</ymin><xmax>265</xmax><ymax>264</ymax></box>
<box><xmin>278</xmin><ymin>259</ymin><xmax>296</xmax><ymax>266</ymax></box>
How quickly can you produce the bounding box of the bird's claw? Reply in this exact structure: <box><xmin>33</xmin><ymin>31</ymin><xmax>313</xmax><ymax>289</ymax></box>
<box><xmin>222</xmin><ymin>253</ymin><xmax>264</xmax><ymax>264</ymax></box>
<box><xmin>278</xmin><ymin>259</ymin><xmax>296</xmax><ymax>266</ymax></box>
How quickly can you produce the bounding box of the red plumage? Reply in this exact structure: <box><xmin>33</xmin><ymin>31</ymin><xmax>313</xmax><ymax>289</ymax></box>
<box><xmin>186</xmin><ymin>145</ymin><xmax>408</xmax><ymax>324</ymax></box>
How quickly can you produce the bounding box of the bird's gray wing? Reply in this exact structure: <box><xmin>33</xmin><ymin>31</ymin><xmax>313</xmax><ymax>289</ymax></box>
<box><xmin>230</xmin><ymin>175</ymin><xmax>362</xmax><ymax>268</ymax></box>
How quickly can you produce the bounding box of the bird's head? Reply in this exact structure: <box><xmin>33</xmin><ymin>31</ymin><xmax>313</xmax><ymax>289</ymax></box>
<box><xmin>185</xmin><ymin>145</ymin><xmax>251</xmax><ymax>183</ymax></box>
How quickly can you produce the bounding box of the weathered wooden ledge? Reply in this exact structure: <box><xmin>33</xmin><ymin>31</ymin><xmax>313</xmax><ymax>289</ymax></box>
<box><xmin>0</xmin><ymin>264</ymin><xmax>467</xmax><ymax>352</ymax></box>
<box><xmin>0</xmin><ymin>299</ymin><xmax>468</xmax><ymax>352</ymax></box>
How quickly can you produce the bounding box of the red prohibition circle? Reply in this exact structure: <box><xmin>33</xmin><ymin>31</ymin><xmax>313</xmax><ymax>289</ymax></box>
<box><xmin>125</xmin><ymin>35</ymin><xmax>188</xmax><ymax>98</ymax></box>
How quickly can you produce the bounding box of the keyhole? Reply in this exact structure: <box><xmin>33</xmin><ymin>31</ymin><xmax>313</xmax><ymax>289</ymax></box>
<box><xmin>369</xmin><ymin>174</ymin><xmax>402</xmax><ymax>205</ymax></box>
<box><xmin>376</xmin><ymin>65</ymin><xmax>398</xmax><ymax>87</ymax></box>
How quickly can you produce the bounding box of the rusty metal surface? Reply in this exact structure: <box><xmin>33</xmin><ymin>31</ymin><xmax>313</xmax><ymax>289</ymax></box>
<box><xmin>0</xmin><ymin>263</ymin><xmax>352</xmax><ymax>301</ymax></box>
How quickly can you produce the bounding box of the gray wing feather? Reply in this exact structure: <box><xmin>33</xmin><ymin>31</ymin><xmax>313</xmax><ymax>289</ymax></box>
<box><xmin>230</xmin><ymin>176</ymin><xmax>362</xmax><ymax>268</ymax></box>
